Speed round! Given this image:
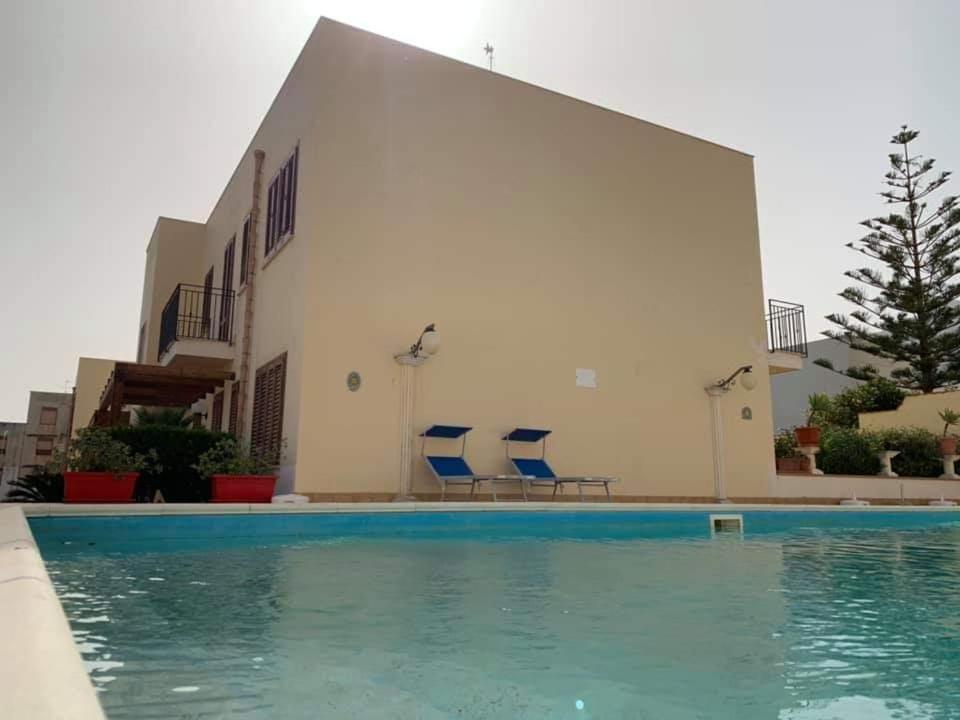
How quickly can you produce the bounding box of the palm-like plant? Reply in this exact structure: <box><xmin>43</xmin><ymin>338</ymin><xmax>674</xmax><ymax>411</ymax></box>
<box><xmin>3</xmin><ymin>467</ymin><xmax>64</xmax><ymax>502</ymax></box>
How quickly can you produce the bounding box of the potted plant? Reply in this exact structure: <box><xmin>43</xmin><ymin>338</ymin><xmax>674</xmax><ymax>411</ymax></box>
<box><xmin>59</xmin><ymin>428</ymin><xmax>150</xmax><ymax>503</ymax></box>
<box><xmin>938</xmin><ymin>409</ymin><xmax>960</xmax><ymax>456</ymax></box>
<box><xmin>195</xmin><ymin>438</ymin><xmax>278</xmax><ymax>503</ymax></box>
<box><xmin>774</xmin><ymin>430</ymin><xmax>809</xmax><ymax>473</ymax></box>
<box><xmin>795</xmin><ymin>393</ymin><xmax>831</xmax><ymax>447</ymax></box>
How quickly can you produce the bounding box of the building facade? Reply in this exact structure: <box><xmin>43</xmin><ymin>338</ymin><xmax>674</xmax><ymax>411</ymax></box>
<box><xmin>0</xmin><ymin>391</ymin><xmax>72</xmax><ymax>495</ymax></box>
<box><xmin>129</xmin><ymin>19</ymin><xmax>804</xmax><ymax>499</ymax></box>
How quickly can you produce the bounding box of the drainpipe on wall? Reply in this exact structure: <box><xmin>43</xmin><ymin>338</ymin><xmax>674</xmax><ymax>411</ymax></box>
<box><xmin>234</xmin><ymin>149</ymin><xmax>266</xmax><ymax>441</ymax></box>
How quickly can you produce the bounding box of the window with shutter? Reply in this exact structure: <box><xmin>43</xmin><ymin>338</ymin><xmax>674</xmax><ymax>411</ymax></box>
<box><xmin>211</xmin><ymin>392</ymin><xmax>224</xmax><ymax>433</ymax></box>
<box><xmin>264</xmin><ymin>145</ymin><xmax>299</xmax><ymax>259</ymax></box>
<box><xmin>251</xmin><ymin>353</ymin><xmax>286</xmax><ymax>462</ymax></box>
<box><xmin>239</xmin><ymin>216</ymin><xmax>251</xmax><ymax>285</ymax></box>
<box><xmin>228</xmin><ymin>383</ymin><xmax>239</xmax><ymax>436</ymax></box>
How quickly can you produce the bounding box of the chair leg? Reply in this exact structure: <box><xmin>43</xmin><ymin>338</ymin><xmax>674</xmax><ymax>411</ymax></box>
<box><xmin>491</xmin><ymin>482</ymin><xmax>497</xmax><ymax>502</ymax></box>
<box><xmin>604</xmin><ymin>482</ymin><xmax>611</xmax><ymax>500</ymax></box>
<box><xmin>521</xmin><ymin>479</ymin><xmax>528</xmax><ymax>501</ymax></box>
<box><xmin>552</xmin><ymin>483</ymin><xmax>558</xmax><ymax>498</ymax></box>
<box><xmin>441</xmin><ymin>482</ymin><xmax>446</xmax><ymax>502</ymax></box>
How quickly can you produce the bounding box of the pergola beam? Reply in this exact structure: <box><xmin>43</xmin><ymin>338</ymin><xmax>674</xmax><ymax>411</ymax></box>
<box><xmin>95</xmin><ymin>361</ymin><xmax>235</xmax><ymax>424</ymax></box>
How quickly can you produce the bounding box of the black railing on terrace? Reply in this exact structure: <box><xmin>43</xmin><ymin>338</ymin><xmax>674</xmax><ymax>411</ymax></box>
<box><xmin>158</xmin><ymin>283</ymin><xmax>235</xmax><ymax>361</ymax></box>
<box><xmin>767</xmin><ymin>299</ymin><xmax>807</xmax><ymax>356</ymax></box>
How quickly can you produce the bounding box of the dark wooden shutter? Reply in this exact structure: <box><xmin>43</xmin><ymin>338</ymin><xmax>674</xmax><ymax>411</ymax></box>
<box><xmin>266</xmin><ymin>179</ymin><xmax>278</xmax><ymax>254</ymax></box>
<box><xmin>251</xmin><ymin>353</ymin><xmax>286</xmax><ymax>462</ymax></box>
<box><xmin>239</xmin><ymin>217</ymin><xmax>251</xmax><ymax>284</ymax></box>
<box><xmin>289</xmin><ymin>145</ymin><xmax>298</xmax><ymax>235</ymax></box>
<box><xmin>228</xmin><ymin>383</ymin><xmax>239</xmax><ymax>436</ymax></box>
<box><xmin>219</xmin><ymin>237</ymin><xmax>235</xmax><ymax>342</ymax></box>
<box><xmin>201</xmin><ymin>267</ymin><xmax>214</xmax><ymax>338</ymax></box>
<box><xmin>211</xmin><ymin>392</ymin><xmax>224</xmax><ymax>433</ymax></box>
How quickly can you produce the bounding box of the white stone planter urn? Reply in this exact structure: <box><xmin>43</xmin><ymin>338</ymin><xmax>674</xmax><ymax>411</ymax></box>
<box><xmin>798</xmin><ymin>446</ymin><xmax>823</xmax><ymax>476</ymax></box>
<box><xmin>876</xmin><ymin>450</ymin><xmax>900</xmax><ymax>478</ymax></box>
<box><xmin>940</xmin><ymin>454</ymin><xmax>959</xmax><ymax>480</ymax></box>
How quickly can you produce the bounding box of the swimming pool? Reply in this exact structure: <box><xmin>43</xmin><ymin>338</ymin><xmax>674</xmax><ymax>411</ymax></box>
<box><xmin>32</xmin><ymin>510</ymin><xmax>960</xmax><ymax>719</ymax></box>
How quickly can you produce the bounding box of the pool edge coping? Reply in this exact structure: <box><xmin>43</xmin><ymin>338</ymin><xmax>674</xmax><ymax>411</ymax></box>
<box><xmin>15</xmin><ymin>501</ymin><xmax>960</xmax><ymax>517</ymax></box>
<box><xmin>0</xmin><ymin>505</ymin><xmax>106</xmax><ymax>720</ymax></box>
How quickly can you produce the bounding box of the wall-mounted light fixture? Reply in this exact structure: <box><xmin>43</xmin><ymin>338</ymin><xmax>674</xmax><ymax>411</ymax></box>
<box><xmin>394</xmin><ymin>324</ymin><xmax>440</xmax><ymax>501</ymax></box>
<box><xmin>709</xmin><ymin>365</ymin><xmax>756</xmax><ymax>393</ymax></box>
<box><xmin>705</xmin><ymin>364</ymin><xmax>757</xmax><ymax>502</ymax></box>
<box><xmin>408</xmin><ymin>324</ymin><xmax>440</xmax><ymax>360</ymax></box>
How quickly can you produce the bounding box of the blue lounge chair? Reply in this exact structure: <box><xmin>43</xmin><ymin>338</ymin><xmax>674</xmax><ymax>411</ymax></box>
<box><xmin>421</xmin><ymin>425</ymin><xmax>531</xmax><ymax>501</ymax></box>
<box><xmin>503</xmin><ymin>428</ymin><xmax>618</xmax><ymax>501</ymax></box>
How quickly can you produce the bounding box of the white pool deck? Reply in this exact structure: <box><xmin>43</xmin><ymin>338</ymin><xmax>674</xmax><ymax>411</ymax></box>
<box><xmin>4</xmin><ymin>500</ymin><xmax>960</xmax><ymax>719</ymax></box>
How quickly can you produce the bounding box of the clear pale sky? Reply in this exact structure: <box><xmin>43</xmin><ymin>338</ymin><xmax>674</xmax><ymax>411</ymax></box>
<box><xmin>1</xmin><ymin>0</ymin><xmax>958</xmax><ymax>421</ymax></box>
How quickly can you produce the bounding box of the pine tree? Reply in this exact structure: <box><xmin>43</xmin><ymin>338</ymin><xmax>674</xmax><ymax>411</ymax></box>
<box><xmin>826</xmin><ymin>127</ymin><xmax>960</xmax><ymax>393</ymax></box>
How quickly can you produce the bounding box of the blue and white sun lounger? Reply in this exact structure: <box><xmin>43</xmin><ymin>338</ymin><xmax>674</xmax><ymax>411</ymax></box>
<box><xmin>421</xmin><ymin>425</ymin><xmax>532</xmax><ymax>501</ymax></box>
<box><xmin>503</xmin><ymin>428</ymin><xmax>618</xmax><ymax>501</ymax></box>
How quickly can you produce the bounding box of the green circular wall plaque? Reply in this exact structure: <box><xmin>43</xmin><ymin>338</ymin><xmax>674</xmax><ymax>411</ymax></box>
<box><xmin>347</xmin><ymin>371</ymin><xmax>362</xmax><ymax>392</ymax></box>
<box><xmin>741</xmin><ymin>406</ymin><xmax>753</xmax><ymax>421</ymax></box>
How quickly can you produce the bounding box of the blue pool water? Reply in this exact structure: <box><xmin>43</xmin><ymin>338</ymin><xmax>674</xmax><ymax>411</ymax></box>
<box><xmin>32</xmin><ymin>511</ymin><xmax>960</xmax><ymax>719</ymax></box>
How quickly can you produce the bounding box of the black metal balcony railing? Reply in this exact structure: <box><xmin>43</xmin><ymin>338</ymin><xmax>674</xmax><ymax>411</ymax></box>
<box><xmin>158</xmin><ymin>283</ymin><xmax>235</xmax><ymax>361</ymax></box>
<box><xmin>766</xmin><ymin>299</ymin><xmax>807</xmax><ymax>356</ymax></box>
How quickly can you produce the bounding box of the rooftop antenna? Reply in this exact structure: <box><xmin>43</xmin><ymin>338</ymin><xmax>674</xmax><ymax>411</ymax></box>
<box><xmin>483</xmin><ymin>43</ymin><xmax>494</xmax><ymax>71</ymax></box>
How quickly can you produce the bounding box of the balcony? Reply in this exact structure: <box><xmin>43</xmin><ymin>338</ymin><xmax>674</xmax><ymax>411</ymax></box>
<box><xmin>158</xmin><ymin>283</ymin><xmax>236</xmax><ymax>370</ymax></box>
<box><xmin>766</xmin><ymin>299</ymin><xmax>807</xmax><ymax>374</ymax></box>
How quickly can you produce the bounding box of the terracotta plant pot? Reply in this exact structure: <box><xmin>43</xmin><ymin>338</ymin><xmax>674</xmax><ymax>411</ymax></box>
<box><xmin>210</xmin><ymin>474</ymin><xmax>277</xmax><ymax>503</ymax></box>
<box><xmin>776</xmin><ymin>456</ymin><xmax>810</xmax><ymax>474</ymax></box>
<box><xmin>64</xmin><ymin>471</ymin><xmax>139</xmax><ymax>503</ymax></box>
<box><xmin>939</xmin><ymin>437</ymin><xmax>958</xmax><ymax>456</ymax></box>
<box><xmin>794</xmin><ymin>426</ymin><xmax>821</xmax><ymax>447</ymax></box>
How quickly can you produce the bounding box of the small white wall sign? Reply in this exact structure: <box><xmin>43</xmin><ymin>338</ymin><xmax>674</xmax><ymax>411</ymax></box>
<box><xmin>575</xmin><ymin>368</ymin><xmax>597</xmax><ymax>389</ymax></box>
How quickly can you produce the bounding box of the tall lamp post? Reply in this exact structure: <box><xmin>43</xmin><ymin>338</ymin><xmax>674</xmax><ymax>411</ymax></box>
<box><xmin>704</xmin><ymin>365</ymin><xmax>756</xmax><ymax>502</ymax></box>
<box><xmin>394</xmin><ymin>324</ymin><xmax>440</xmax><ymax>501</ymax></box>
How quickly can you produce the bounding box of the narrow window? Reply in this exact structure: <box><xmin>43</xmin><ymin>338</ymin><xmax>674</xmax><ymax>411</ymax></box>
<box><xmin>228</xmin><ymin>383</ymin><xmax>239</xmax><ymax>436</ymax></box>
<box><xmin>251</xmin><ymin>353</ymin><xmax>286</xmax><ymax>463</ymax></box>
<box><xmin>201</xmin><ymin>267</ymin><xmax>214</xmax><ymax>338</ymax></box>
<box><xmin>264</xmin><ymin>145</ymin><xmax>299</xmax><ymax>259</ymax></box>
<box><xmin>239</xmin><ymin>216</ymin><xmax>251</xmax><ymax>285</ymax></box>
<box><xmin>38</xmin><ymin>407</ymin><xmax>58</xmax><ymax>430</ymax></box>
<box><xmin>211</xmin><ymin>392</ymin><xmax>224</xmax><ymax>433</ymax></box>
<box><xmin>137</xmin><ymin>324</ymin><xmax>146</xmax><ymax>364</ymax></box>
<box><xmin>219</xmin><ymin>236</ymin><xmax>235</xmax><ymax>342</ymax></box>
<box><xmin>35</xmin><ymin>436</ymin><xmax>54</xmax><ymax>456</ymax></box>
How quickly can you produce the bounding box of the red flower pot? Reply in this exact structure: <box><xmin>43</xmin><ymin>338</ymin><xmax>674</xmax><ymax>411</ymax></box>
<box><xmin>776</xmin><ymin>456</ymin><xmax>810</xmax><ymax>474</ymax></box>
<box><xmin>64</xmin><ymin>471</ymin><xmax>139</xmax><ymax>503</ymax></box>
<box><xmin>210</xmin><ymin>474</ymin><xmax>277</xmax><ymax>503</ymax></box>
<box><xmin>939</xmin><ymin>437</ymin><xmax>958</xmax><ymax>456</ymax></box>
<box><xmin>794</xmin><ymin>426</ymin><xmax>821</xmax><ymax>447</ymax></box>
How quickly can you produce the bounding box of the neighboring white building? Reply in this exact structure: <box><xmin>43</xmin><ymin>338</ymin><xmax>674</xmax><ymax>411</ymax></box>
<box><xmin>771</xmin><ymin>337</ymin><xmax>898</xmax><ymax>430</ymax></box>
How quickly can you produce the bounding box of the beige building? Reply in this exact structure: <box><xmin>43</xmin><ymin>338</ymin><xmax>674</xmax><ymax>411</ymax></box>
<box><xmin>0</xmin><ymin>391</ymin><xmax>72</xmax><ymax>494</ymax></box>
<box><xmin>118</xmin><ymin>19</ymin><xmax>806</xmax><ymax>499</ymax></box>
<box><xmin>71</xmin><ymin>357</ymin><xmax>126</xmax><ymax>438</ymax></box>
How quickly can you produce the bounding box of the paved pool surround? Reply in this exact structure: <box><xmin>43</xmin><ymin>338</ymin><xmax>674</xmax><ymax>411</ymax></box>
<box><xmin>0</xmin><ymin>506</ymin><xmax>105</xmax><ymax>720</ymax></box>
<box><xmin>6</xmin><ymin>501</ymin><xmax>960</xmax><ymax>720</ymax></box>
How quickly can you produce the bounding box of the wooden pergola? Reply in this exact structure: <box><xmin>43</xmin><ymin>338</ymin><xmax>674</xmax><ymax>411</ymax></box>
<box><xmin>94</xmin><ymin>362</ymin><xmax>234</xmax><ymax>427</ymax></box>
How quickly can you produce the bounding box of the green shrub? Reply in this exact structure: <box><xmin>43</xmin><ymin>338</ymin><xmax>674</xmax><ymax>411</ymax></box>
<box><xmin>58</xmin><ymin>427</ymin><xmax>150</xmax><ymax>474</ymax></box>
<box><xmin>109</xmin><ymin>426</ymin><xmax>232</xmax><ymax>502</ymax></box>
<box><xmin>872</xmin><ymin>426</ymin><xmax>941</xmax><ymax>478</ymax></box>
<box><xmin>195</xmin><ymin>438</ymin><xmax>277</xmax><ymax>478</ymax></box>
<box><xmin>819</xmin><ymin>426</ymin><xmax>881</xmax><ymax>475</ymax></box>
<box><xmin>774</xmin><ymin>429</ymin><xmax>801</xmax><ymax>459</ymax></box>
<box><xmin>826</xmin><ymin>378</ymin><xmax>906</xmax><ymax>428</ymax></box>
